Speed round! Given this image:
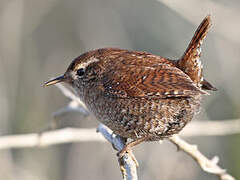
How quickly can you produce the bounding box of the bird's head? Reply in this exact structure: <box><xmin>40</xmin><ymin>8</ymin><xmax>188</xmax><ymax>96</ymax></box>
<box><xmin>44</xmin><ymin>51</ymin><xmax>101</xmax><ymax>90</ymax></box>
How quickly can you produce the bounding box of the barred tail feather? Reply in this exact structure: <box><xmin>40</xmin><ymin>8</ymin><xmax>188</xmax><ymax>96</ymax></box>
<box><xmin>178</xmin><ymin>15</ymin><xmax>211</xmax><ymax>87</ymax></box>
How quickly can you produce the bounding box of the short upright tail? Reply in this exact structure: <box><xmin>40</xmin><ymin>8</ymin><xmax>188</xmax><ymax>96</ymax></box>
<box><xmin>177</xmin><ymin>15</ymin><xmax>216</xmax><ymax>91</ymax></box>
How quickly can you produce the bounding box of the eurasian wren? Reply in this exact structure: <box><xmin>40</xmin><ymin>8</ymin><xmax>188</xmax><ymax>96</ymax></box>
<box><xmin>45</xmin><ymin>16</ymin><xmax>216</xmax><ymax>156</ymax></box>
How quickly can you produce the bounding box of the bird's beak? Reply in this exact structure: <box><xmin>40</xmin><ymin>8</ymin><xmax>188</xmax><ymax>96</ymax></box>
<box><xmin>44</xmin><ymin>75</ymin><xmax>65</xmax><ymax>87</ymax></box>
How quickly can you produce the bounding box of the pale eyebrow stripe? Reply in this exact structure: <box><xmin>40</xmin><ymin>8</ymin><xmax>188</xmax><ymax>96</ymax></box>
<box><xmin>74</xmin><ymin>57</ymin><xmax>100</xmax><ymax>71</ymax></box>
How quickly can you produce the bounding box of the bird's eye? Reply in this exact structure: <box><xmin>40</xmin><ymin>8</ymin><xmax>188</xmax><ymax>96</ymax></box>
<box><xmin>77</xmin><ymin>68</ymin><xmax>85</xmax><ymax>76</ymax></box>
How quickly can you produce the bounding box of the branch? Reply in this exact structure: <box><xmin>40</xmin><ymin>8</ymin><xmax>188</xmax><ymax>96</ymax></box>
<box><xmin>0</xmin><ymin>125</ymin><xmax>237</xmax><ymax>180</ymax></box>
<box><xmin>97</xmin><ymin>124</ymin><xmax>138</xmax><ymax>180</ymax></box>
<box><xmin>0</xmin><ymin>127</ymin><xmax>236</xmax><ymax>179</ymax></box>
<box><xmin>1</xmin><ymin>117</ymin><xmax>240</xmax><ymax>150</ymax></box>
<box><xmin>0</xmin><ymin>126</ymin><xmax>137</xmax><ymax>179</ymax></box>
<box><xmin>168</xmin><ymin>135</ymin><xmax>235</xmax><ymax>180</ymax></box>
<box><xmin>0</xmin><ymin>128</ymin><xmax>105</xmax><ymax>149</ymax></box>
<box><xmin>183</xmin><ymin>119</ymin><xmax>240</xmax><ymax>137</ymax></box>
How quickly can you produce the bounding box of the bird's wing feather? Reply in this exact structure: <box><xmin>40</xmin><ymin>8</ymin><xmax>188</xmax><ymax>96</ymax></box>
<box><xmin>100</xmin><ymin>63</ymin><xmax>206</xmax><ymax>99</ymax></box>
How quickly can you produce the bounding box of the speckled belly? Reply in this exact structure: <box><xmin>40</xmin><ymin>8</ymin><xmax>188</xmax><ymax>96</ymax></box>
<box><xmin>84</xmin><ymin>92</ymin><xmax>201</xmax><ymax>141</ymax></box>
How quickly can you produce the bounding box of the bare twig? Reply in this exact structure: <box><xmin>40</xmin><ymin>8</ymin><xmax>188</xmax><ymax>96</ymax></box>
<box><xmin>0</xmin><ymin>128</ymin><xmax>105</xmax><ymax>149</ymax></box>
<box><xmin>97</xmin><ymin>124</ymin><xmax>138</xmax><ymax>180</ymax></box>
<box><xmin>0</xmin><ymin>125</ymin><xmax>137</xmax><ymax>180</ymax></box>
<box><xmin>0</xmin><ymin>119</ymin><xmax>239</xmax><ymax>150</ymax></box>
<box><xmin>182</xmin><ymin>119</ymin><xmax>240</xmax><ymax>137</ymax></box>
<box><xmin>0</xmin><ymin>126</ymin><xmax>236</xmax><ymax>179</ymax></box>
<box><xmin>168</xmin><ymin>135</ymin><xmax>235</xmax><ymax>180</ymax></box>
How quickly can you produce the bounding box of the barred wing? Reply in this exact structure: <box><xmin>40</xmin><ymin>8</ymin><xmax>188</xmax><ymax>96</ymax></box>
<box><xmin>100</xmin><ymin>64</ymin><xmax>206</xmax><ymax>99</ymax></box>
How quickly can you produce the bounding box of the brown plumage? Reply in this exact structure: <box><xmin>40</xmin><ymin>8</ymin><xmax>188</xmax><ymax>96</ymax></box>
<box><xmin>45</xmin><ymin>15</ymin><xmax>216</xmax><ymax>157</ymax></box>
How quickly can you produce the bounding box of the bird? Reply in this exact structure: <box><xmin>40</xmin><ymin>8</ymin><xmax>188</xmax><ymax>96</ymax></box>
<box><xmin>44</xmin><ymin>15</ymin><xmax>216</xmax><ymax>158</ymax></box>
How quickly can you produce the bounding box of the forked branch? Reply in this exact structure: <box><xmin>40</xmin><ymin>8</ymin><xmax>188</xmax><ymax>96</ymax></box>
<box><xmin>168</xmin><ymin>135</ymin><xmax>235</xmax><ymax>180</ymax></box>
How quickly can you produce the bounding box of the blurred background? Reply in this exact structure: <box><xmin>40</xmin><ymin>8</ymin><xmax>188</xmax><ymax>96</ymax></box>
<box><xmin>0</xmin><ymin>0</ymin><xmax>239</xmax><ymax>179</ymax></box>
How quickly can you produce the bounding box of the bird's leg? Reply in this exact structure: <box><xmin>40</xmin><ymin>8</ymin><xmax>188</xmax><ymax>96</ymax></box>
<box><xmin>117</xmin><ymin>136</ymin><xmax>149</xmax><ymax>158</ymax></box>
